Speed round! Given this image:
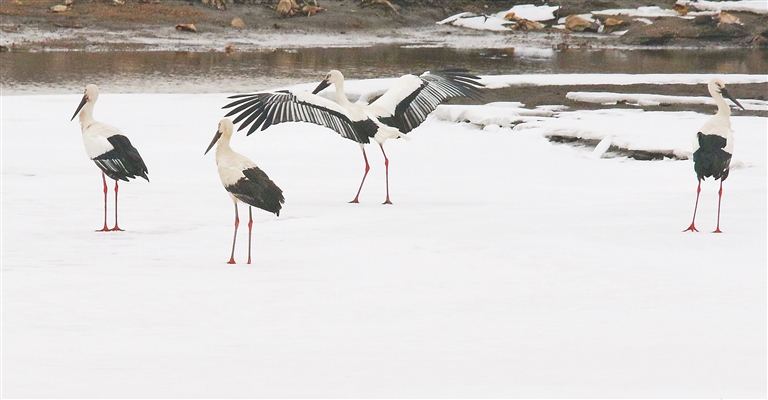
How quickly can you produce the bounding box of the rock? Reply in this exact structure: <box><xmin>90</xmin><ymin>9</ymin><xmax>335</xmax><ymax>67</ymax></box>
<box><xmin>302</xmin><ymin>5</ymin><xmax>326</xmax><ymax>16</ymax></box>
<box><xmin>112</xmin><ymin>0</ymin><xmax>124</xmax><ymax>5</ymax></box>
<box><xmin>175</xmin><ymin>23</ymin><xmax>197</xmax><ymax>32</ymax></box>
<box><xmin>48</xmin><ymin>4</ymin><xmax>70</xmax><ymax>12</ymax></box>
<box><xmin>565</xmin><ymin>15</ymin><xmax>597</xmax><ymax>32</ymax></box>
<box><xmin>502</xmin><ymin>11</ymin><xmax>544</xmax><ymax>30</ymax></box>
<box><xmin>12</xmin><ymin>0</ymin><xmax>22</xmax><ymax>5</ymax></box>
<box><xmin>717</xmin><ymin>11</ymin><xmax>742</xmax><ymax>26</ymax></box>
<box><xmin>509</xmin><ymin>18</ymin><xmax>544</xmax><ymax>31</ymax></box>
<box><xmin>673</xmin><ymin>4</ymin><xmax>688</xmax><ymax>16</ymax></box>
<box><xmin>231</xmin><ymin>17</ymin><xmax>244</xmax><ymax>28</ymax></box>
<box><xmin>602</xmin><ymin>17</ymin><xmax>623</xmax><ymax>34</ymax></box>
<box><xmin>276</xmin><ymin>0</ymin><xmax>299</xmax><ymax>15</ymax></box>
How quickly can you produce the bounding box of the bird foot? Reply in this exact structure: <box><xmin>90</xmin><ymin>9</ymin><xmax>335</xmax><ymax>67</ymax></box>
<box><xmin>227</xmin><ymin>259</ymin><xmax>236</xmax><ymax>264</ymax></box>
<box><xmin>349</xmin><ymin>199</ymin><xmax>360</xmax><ymax>204</ymax></box>
<box><xmin>382</xmin><ymin>200</ymin><xmax>393</xmax><ymax>205</ymax></box>
<box><xmin>683</xmin><ymin>224</ymin><xmax>698</xmax><ymax>232</ymax></box>
<box><xmin>713</xmin><ymin>228</ymin><xmax>723</xmax><ymax>233</ymax></box>
<box><xmin>110</xmin><ymin>227</ymin><xmax>124</xmax><ymax>232</ymax></box>
<box><xmin>96</xmin><ymin>226</ymin><xmax>110</xmax><ymax>232</ymax></box>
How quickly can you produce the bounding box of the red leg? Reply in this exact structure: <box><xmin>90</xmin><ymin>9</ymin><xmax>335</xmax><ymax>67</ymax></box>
<box><xmin>96</xmin><ymin>172</ymin><xmax>110</xmax><ymax>232</ymax></box>
<box><xmin>379</xmin><ymin>143</ymin><xmax>392</xmax><ymax>205</ymax></box>
<box><xmin>713</xmin><ymin>180</ymin><xmax>724</xmax><ymax>233</ymax></box>
<box><xmin>110</xmin><ymin>179</ymin><xmax>124</xmax><ymax>231</ymax></box>
<box><xmin>228</xmin><ymin>202</ymin><xmax>239</xmax><ymax>264</ymax></box>
<box><xmin>350</xmin><ymin>143</ymin><xmax>370</xmax><ymax>203</ymax></box>
<box><xmin>247</xmin><ymin>207</ymin><xmax>253</xmax><ymax>265</ymax></box>
<box><xmin>683</xmin><ymin>181</ymin><xmax>701</xmax><ymax>232</ymax></box>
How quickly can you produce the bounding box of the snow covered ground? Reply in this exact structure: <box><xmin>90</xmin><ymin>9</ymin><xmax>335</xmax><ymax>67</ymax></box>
<box><xmin>439</xmin><ymin>1</ymin><xmax>768</xmax><ymax>33</ymax></box>
<box><xmin>2</xmin><ymin>74</ymin><xmax>766</xmax><ymax>397</ymax></box>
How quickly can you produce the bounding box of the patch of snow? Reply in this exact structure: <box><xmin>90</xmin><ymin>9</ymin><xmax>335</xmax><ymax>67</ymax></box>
<box><xmin>491</xmin><ymin>4</ymin><xmax>560</xmax><ymax>21</ymax></box>
<box><xmin>680</xmin><ymin>0</ymin><xmax>768</xmax><ymax>14</ymax></box>
<box><xmin>440</xmin><ymin>14</ymin><xmax>514</xmax><ymax>32</ymax></box>
<box><xmin>566</xmin><ymin>91</ymin><xmax>768</xmax><ymax>111</ymax></box>
<box><xmin>478</xmin><ymin>74</ymin><xmax>768</xmax><ymax>90</ymax></box>
<box><xmin>634</xmin><ymin>17</ymin><xmax>655</xmax><ymax>25</ymax></box>
<box><xmin>592</xmin><ymin>6</ymin><xmax>681</xmax><ymax>17</ymax></box>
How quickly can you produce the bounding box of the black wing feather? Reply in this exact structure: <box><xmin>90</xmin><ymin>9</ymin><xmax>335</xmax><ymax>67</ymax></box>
<box><xmin>223</xmin><ymin>90</ymin><xmax>370</xmax><ymax>143</ymax></box>
<box><xmin>93</xmin><ymin>135</ymin><xmax>149</xmax><ymax>182</ymax></box>
<box><xmin>693</xmin><ymin>132</ymin><xmax>731</xmax><ymax>181</ymax></box>
<box><xmin>377</xmin><ymin>69</ymin><xmax>484</xmax><ymax>134</ymax></box>
<box><xmin>227</xmin><ymin>167</ymin><xmax>285</xmax><ymax>216</ymax></box>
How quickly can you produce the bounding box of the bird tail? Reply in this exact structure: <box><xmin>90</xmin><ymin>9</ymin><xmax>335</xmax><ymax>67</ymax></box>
<box><xmin>373</xmin><ymin>121</ymin><xmax>410</xmax><ymax>143</ymax></box>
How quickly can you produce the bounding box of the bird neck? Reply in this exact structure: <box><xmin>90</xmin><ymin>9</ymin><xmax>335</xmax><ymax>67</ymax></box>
<box><xmin>215</xmin><ymin>135</ymin><xmax>233</xmax><ymax>155</ymax></box>
<box><xmin>714</xmin><ymin>96</ymin><xmax>731</xmax><ymax>118</ymax></box>
<box><xmin>711</xmin><ymin>89</ymin><xmax>731</xmax><ymax>118</ymax></box>
<box><xmin>333</xmin><ymin>81</ymin><xmax>352</xmax><ymax>106</ymax></box>
<box><xmin>78</xmin><ymin>102</ymin><xmax>96</xmax><ymax>130</ymax></box>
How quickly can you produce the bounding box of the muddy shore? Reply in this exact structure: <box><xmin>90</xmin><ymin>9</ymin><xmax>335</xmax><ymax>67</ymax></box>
<box><xmin>2</xmin><ymin>0</ymin><xmax>766</xmax><ymax>118</ymax></box>
<box><xmin>1</xmin><ymin>0</ymin><xmax>768</xmax><ymax>51</ymax></box>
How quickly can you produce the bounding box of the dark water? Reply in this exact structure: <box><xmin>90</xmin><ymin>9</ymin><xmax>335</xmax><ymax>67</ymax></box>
<box><xmin>1</xmin><ymin>45</ymin><xmax>766</xmax><ymax>94</ymax></box>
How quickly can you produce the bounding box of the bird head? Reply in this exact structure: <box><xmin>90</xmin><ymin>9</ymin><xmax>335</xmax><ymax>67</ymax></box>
<box><xmin>205</xmin><ymin>118</ymin><xmax>234</xmax><ymax>155</ymax></box>
<box><xmin>71</xmin><ymin>84</ymin><xmax>100</xmax><ymax>121</ymax></box>
<box><xmin>312</xmin><ymin>70</ymin><xmax>343</xmax><ymax>94</ymax></box>
<box><xmin>709</xmin><ymin>78</ymin><xmax>745</xmax><ymax>111</ymax></box>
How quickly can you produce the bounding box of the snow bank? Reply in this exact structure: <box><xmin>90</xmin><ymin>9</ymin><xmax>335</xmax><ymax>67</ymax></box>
<box><xmin>437</xmin><ymin>4</ymin><xmax>558</xmax><ymax>32</ymax></box>
<box><xmin>592</xmin><ymin>6</ymin><xmax>682</xmax><ymax>17</ymax></box>
<box><xmin>477</xmin><ymin>73</ymin><xmax>768</xmax><ymax>90</ymax></box>
<box><xmin>493</xmin><ymin>4</ymin><xmax>560</xmax><ymax>21</ymax></box>
<box><xmin>680</xmin><ymin>0</ymin><xmax>768</xmax><ymax>14</ymax></box>
<box><xmin>566</xmin><ymin>91</ymin><xmax>768</xmax><ymax>111</ymax></box>
<box><xmin>441</xmin><ymin>1</ymin><xmax>766</xmax><ymax>34</ymax></box>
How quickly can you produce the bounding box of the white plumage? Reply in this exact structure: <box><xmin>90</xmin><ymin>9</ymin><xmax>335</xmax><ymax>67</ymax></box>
<box><xmin>205</xmin><ymin>119</ymin><xmax>284</xmax><ymax>264</ymax></box>
<box><xmin>71</xmin><ymin>84</ymin><xmax>149</xmax><ymax>232</ymax></box>
<box><xmin>684</xmin><ymin>78</ymin><xmax>744</xmax><ymax>233</ymax></box>
<box><xmin>223</xmin><ymin>69</ymin><xmax>483</xmax><ymax>204</ymax></box>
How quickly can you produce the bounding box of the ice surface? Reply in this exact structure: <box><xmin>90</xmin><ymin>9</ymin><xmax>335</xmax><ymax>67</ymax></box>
<box><xmin>2</xmin><ymin>77</ymin><xmax>766</xmax><ymax>397</ymax></box>
<box><xmin>566</xmin><ymin>91</ymin><xmax>768</xmax><ymax>111</ymax></box>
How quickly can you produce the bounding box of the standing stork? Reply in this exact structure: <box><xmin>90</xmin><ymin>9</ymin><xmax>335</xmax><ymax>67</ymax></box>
<box><xmin>222</xmin><ymin>69</ymin><xmax>483</xmax><ymax>204</ymax></box>
<box><xmin>684</xmin><ymin>78</ymin><xmax>745</xmax><ymax>233</ymax></box>
<box><xmin>205</xmin><ymin>119</ymin><xmax>284</xmax><ymax>264</ymax></box>
<box><xmin>71</xmin><ymin>84</ymin><xmax>149</xmax><ymax>232</ymax></box>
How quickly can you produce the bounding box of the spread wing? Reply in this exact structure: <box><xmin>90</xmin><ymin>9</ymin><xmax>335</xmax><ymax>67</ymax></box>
<box><xmin>369</xmin><ymin>69</ymin><xmax>484</xmax><ymax>134</ymax></box>
<box><xmin>222</xmin><ymin>90</ymin><xmax>374</xmax><ymax>143</ymax></box>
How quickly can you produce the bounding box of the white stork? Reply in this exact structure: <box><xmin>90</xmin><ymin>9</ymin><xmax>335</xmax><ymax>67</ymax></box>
<box><xmin>684</xmin><ymin>78</ymin><xmax>745</xmax><ymax>233</ymax></box>
<box><xmin>222</xmin><ymin>69</ymin><xmax>483</xmax><ymax>204</ymax></box>
<box><xmin>70</xmin><ymin>84</ymin><xmax>149</xmax><ymax>232</ymax></box>
<box><xmin>205</xmin><ymin>119</ymin><xmax>284</xmax><ymax>264</ymax></box>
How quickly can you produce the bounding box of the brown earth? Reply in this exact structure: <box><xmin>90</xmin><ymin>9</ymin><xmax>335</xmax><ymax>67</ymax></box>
<box><xmin>479</xmin><ymin>82</ymin><xmax>768</xmax><ymax>116</ymax></box>
<box><xmin>1</xmin><ymin>0</ymin><xmax>767</xmax><ymax>49</ymax></box>
<box><xmin>431</xmin><ymin>81</ymin><xmax>768</xmax><ymax>122</ymax></box>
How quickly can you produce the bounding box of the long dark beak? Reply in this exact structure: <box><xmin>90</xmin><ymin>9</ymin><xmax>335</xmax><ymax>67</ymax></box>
<box><xmin>204</xmin><ymin>130</ymin><xmax>223</xmax><ymax>155</ymax></box>
<box><xmin>721</xmin><ymin>88</ymin><xmax>745</xmax><ymax>110</ymax></box>
<box><xmin>312</xmin><ymin>80</ymin><xmax>330</xmax><ymax>95</ymax></box>
<box><xmin>71</xmin><ymin>95</ymin><xmax>87</xmax><ymax>121</ymax></box>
